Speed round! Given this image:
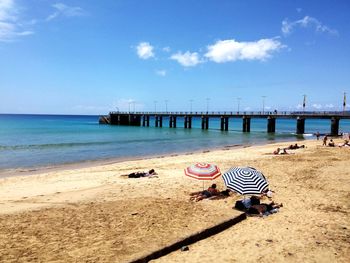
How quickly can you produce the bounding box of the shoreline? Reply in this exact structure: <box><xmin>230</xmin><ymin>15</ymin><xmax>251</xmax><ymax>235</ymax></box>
<box><xmin>0</xmin><ymin>136</ymin><xmax>311</xmax><ymax>179</ymax></box>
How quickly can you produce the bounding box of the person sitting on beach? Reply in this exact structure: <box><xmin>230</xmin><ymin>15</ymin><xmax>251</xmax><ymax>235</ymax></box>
<box><xmin>261</xmin><ymin>188</ymin><xmax>274</xmax><ymax>199</ymax></box>
<box><xmin>328</xmin><ymin>139</ymin><xmax>335</xmax><ymax>147</ymax></box>
<box><xmin>274</xmin><ymin>148</ymin><xmax>289</xmax><ymax>155</ymax></box>
<box><xmin>189</xmin><ymin>184</ymin><xmax>220</xmax><ymax>202</ymax></box>
<box><xmin>273</xmin><ymin>148</ymin><xmax>281</xmax><ymax>155</ymax></box>
<box><xmin>128</xmin><ymin>169</ymin><xmax>158</xmax><ymax>178</ymax></box>
<box><xmin>247</xmin><ymin>202</ymin><xmax>283</xmax><ymax>217</ymax></box>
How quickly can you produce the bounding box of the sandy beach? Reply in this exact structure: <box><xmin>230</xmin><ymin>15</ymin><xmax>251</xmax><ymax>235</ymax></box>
<box><xmin>0</xmin><ymin>139</ymin><xmax>349</xmax><ymax>262</ymax></box>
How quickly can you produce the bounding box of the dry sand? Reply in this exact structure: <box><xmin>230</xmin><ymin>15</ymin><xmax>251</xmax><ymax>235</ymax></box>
<box><xmin>0</xmin><ymin>139</ymin><xmax>349</xmax><ymax>262</ymax></box>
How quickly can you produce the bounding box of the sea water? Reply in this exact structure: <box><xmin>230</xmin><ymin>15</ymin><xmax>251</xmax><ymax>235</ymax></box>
<box><xmin>1</xmin><ymin>114</ymin><xmax>350</xmax><ymax>170</ymax></box>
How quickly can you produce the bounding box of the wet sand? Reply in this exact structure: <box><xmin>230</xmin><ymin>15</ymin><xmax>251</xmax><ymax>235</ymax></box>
<box><xmin>0</xmin><ymin>139</ymin><xmax>349</xmax><ymax>262</ymax></box>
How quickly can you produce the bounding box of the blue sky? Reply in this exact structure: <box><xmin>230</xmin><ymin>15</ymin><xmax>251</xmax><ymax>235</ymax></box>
<box><xmin>1</xmin><ymin>0</ymin><xmax>349</xmax><ymax>114</ymax></box>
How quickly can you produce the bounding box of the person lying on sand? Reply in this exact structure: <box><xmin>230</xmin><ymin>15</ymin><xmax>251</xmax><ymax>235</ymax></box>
<box><xmin>247</xmin><ymin>202</ymin><xmax>283</xmax><ymax>217</ymax></box>
<box><xmin>208</xmin><ymin>189</ymin><xmax>232</xmax><ymax>200</ymax></box>
<box><xmin>273</xmin><ymin>148</ymin><xmax>289</xmax><ymax>155</ymax></box>
<box><xmin>189</xmin><ymin>184</ymin><xmax>220</xmax><ymax>202</ymax></box>
<box><xmin>234</xmin><ymin>195</ymin><xmax>261</xmax><ymax>211</ymax></box>
<box><xmin>338</xmin><ymin>140</ymin><xmax>350</xmax><ymax>147</ymax></box>
<box><xmin>127</xmin><ymin>169</ymin><xmax>158</xmax><ymax>178</ymax></box>
<box><xmin>287</xmin><ymin>143</ymin><xmax>306</xmax><ymax>150</ymax></box>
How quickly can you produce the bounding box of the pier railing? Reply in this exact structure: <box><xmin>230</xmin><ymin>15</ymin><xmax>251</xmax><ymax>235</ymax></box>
<box><xmin>109</xmin><ymin>110</ymin><xmax>350</xmax><ymax>117</ymax></box>
<box><xmin>104</xmin><ymin>110</ymin><xmax>350</xmax><ymax>135</ymax></box>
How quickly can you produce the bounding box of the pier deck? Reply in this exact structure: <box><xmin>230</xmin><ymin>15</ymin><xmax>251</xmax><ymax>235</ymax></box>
<box><xmin>101</xmin><ymin>111</ymin><xmax>350</xmax><ymax>135</ymax></box>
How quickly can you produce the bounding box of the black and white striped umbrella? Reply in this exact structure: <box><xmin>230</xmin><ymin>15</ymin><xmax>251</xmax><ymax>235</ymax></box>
<box><xmin>222</xmin><ymin>167</ymin><xmax>269</xmax><ymax>195</ymax></box>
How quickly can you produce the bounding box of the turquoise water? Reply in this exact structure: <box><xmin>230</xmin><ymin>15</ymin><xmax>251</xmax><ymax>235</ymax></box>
<box><xmin>1</xmin><ymin>114</ymin><xmax>350</xmax><ymax>170</ymax></box>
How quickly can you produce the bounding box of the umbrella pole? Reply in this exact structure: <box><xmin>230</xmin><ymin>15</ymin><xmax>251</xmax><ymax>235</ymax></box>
<box><xmin>202</xmin><ymin>181</ymin><xmax>205</xmax><ymax>191</ymax></box>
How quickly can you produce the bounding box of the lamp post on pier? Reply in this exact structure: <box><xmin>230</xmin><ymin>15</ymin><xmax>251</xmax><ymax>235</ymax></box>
<box><xmin>237</xmin><ymin>97</ymin><xmax>241</xmax><ymax>114</ymax></box>
<box><xmin>343</xmin><ymin>92</ymin><xmax>347</xmax><ymax>114</ymax></box>
<box><xmin>206</xmin><ymin>98</ymin><xmax>210</xmax><ymax>113</ymax></box>
<box><xmin>154</xmin><ymin>100</ymin><xmax>157</xmax><ymax>113</ymax></box>
<box><xmin>262</xmin><ymin>96</ymin><xmax>266</xmax><ymax>114</ymax></box>
<box><xmin>303</xmin><ymin>94</ymin><xmax>306</xmax><ymax>113</ymax></box>
<box><xmin>165</xmin><ymin>100</ymin><xmax>168</xmax><ymax>113</ymax></box>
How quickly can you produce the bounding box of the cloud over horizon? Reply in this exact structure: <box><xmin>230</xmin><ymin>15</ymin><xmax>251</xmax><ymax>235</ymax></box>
<box><xmin>282</xmin><ymin>16</ymin><xmax>338</xmax><ymax>36</ymax></box>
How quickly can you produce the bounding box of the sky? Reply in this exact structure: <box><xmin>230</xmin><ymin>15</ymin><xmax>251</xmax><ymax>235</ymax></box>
<box><xmin>1</xmin><ymin>0</ymin><xmax>350</xmax><ymax>115</ymax></box>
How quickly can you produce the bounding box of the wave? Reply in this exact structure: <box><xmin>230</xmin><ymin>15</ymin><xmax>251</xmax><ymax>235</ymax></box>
<box><xmin>0</xmin><ymin>136</ymin><xmax>178</xmax><ymax>151</ymax></box>
<box><xmin>0</xmin><ymin>141</ymin><xmax>113</xmax><ymax>150</ymax></box>
<box><xmin>303</xmin><ymin>133</ymin><xmax>314</xmax><ymax>137</ymax></box>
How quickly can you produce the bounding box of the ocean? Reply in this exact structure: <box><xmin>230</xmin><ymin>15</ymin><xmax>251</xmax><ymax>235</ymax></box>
<box><xmin>1</xmin><ymin>114</ymin><xmax>350</xmax><ymax>170</ymax></box>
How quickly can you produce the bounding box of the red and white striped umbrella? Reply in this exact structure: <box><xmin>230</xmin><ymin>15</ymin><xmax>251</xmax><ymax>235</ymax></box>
<box><xmin>184</xmin><ymin>163</ymin><xmax>221</xmax><ymax>180</ymax></box>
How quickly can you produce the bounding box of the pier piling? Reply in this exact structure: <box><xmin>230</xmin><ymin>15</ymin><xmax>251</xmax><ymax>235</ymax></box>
<box><xmin>155</xmin><ymin>116</ymin><xmax>163</xmax><ymax>127</ymax></box>
<box><xmin>184</xmin><ymin>116</ymin><xmax>192</xmax><ymax>129</ymax></box>
<box><xmin>331</xmin><ymin>117</ymin><xmax>340</xmax><ymax>136</ymax></box>
<box><xmin>220</xmin><ymin>117</ymin><xmax>229</xmax><ymax>131</ymax></box>
<box><xmin>201</xmin><ymin>116</ymin><xmax>209</xmax><ymax>130</ymax></box>
<box><xmin>296</xmin><ymin>117</ymin><xmax>305</xmax><ymax>134</ymax></box>
<box><xmin>170</xmin><ymin>116</ymin><xmax>177</xmax><ymax>128</ymax></box>
<box><xmin>242</xmin><ymin>116</ymin><xmax>251</xmax><ymax>132</ymax></box>
<box><xmin>267</xmin><ymin>117</ymin><xmax>276</xmax><ymax>133</ymax></box>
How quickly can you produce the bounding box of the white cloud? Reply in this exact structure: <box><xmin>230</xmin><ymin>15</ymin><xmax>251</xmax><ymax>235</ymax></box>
<box><xmin>155</xmin><ymin>69</ymin><xmax>166</xmax><ymax>76</ymax></box>
<box><xmin>325</xmin><ymin>104</ymin><xmax>334</xmax><ymax>109</ymax></box>
<box><xmin>136</xmin><ymin>42</ymin><xmax>154</xmax><ymax>59</ymax></box>
<box><xmin>296</xmin><ymin>104</ymin><xmax>303</xmax><ymax>109</ymax></box>
<box><xmin>312</xmin><ymin>103</ymin><xmax>322</xmax><ymax>109</ymax></box>
<box><xmin>205</xmin><ymin>38</ymin><xmax>284</xmax><ymax>63</ymax></box>
<box><xmin>170</xmin><ymin>51</ymin><xmax>202</xmax><ymax>67</ymax></box>
<box><xmin>46</xmin><ymin>3</ymin><xmax>85</xmax><ymax>21</ymax></box>
<box><xmin>0</xmin><ymin>0</ymin><xmax>15</xmax><ymax>21</ymax></box>
<box><xmin>282</xmin><ymin>16</ymin><xmax>338</xmax><ymax>36</ymax></box>
<box><xmin>0</xmin><ymin>0</ymin><xmax>34</xmax><ymax>41</ymax></box>
<box><xmin>162</xmin><ymin>46</ymin><xmax>170</xmax><ymax>52</ymax></box>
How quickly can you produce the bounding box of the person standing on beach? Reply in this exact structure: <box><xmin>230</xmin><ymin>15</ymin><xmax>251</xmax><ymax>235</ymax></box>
<box><xmin>323</xmin><ymin>135</ymin><xmax>328</xmax><ymax>146</ymax></box>
<box><xmin>316</xmin><ymin>131</ymin><xmax>320</xmax><ymax>140</ymax></box>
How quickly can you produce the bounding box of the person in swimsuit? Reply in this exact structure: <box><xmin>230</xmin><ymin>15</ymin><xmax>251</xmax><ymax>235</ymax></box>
<box><xmin>247</xmin><ymin>202</ymin><xmax>283</xmax><ymax>216</ymax></box>
<box><xmin>189</xmin><ymin>184</ymin><xmax>219</xmax><ymax>202</ymax></box>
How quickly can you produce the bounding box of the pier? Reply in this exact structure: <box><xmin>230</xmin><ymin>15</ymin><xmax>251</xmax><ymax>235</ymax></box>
<box><xmin>101</xmin><ymin>111</ymin><xmax>350</xmax><ymax>136</ymax></box>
